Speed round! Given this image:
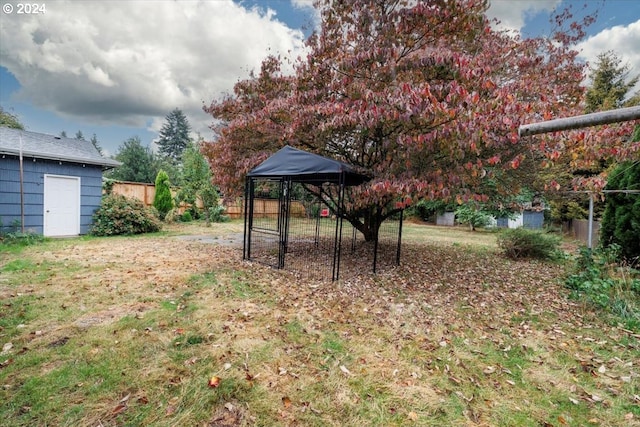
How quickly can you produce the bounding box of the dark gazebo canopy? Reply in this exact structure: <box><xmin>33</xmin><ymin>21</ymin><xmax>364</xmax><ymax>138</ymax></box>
<box><xmin>244</xmin><ymin>145</ymin><xmax>400</xmax><ymax>281</ymax></box>
<box><xmin>248</xmin><ymin>145</ymin><xmax>370</xmax><ymax>186</ymax></box>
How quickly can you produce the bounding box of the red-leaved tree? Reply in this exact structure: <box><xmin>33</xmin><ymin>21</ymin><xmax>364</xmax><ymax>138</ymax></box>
<box><xmin>203</xmin><ymin>0</ymin><xmax>638</xmax><ymax>241</ymax></box>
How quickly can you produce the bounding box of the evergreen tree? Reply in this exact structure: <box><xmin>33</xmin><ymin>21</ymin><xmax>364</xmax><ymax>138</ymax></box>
<box><xmin>60</xmin><ymin>130</ymin><xmax>67</xmax><ymax>138</ymax></box>
<box><xmin>153</xmin><ymin>170</ymin><xmax>173</xmax><ymax>220</ymax></box>
<box><xmin>90</xmin><ymin>133</ymin><xmax>103</xmax><ymax>155</ymax></box>
<box><xmin>157</xmin><ymin>108</ymin><xmax>191</xmax><ymax>163</ymax></box>
<box><xmin>0</xmin><ymin>107</ymin><xmax>24</xmax><ymax>129</ymax></box>
<box><xmin>107</xmin><ymin>136</ymin><xmax>157</xmax><ymax>183</ymax></box>
<box><xmin>75</xmin><ymin>130</ymin><xmax>85</xmax><ymax>140</ymax></box>
<box><xmin>175</xmin><ymin>142</ymin><xmax>219</xmax><ymax>218</ymax></box>
<box><xmin>601</xmin><ymin>126</ymin><xmax>640</xmax><ymax>261</ymax></box>
<box><xmin>585</xmin><ymin>51</ymin><xmax>639</xmax><ymax>113</ymax></box>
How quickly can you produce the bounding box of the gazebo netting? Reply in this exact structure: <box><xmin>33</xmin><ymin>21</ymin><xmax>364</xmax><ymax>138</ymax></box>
<box><xmin>243</xmin><ymin>146</ymin><xmax>403</xmax><ymax>281</ymax></box>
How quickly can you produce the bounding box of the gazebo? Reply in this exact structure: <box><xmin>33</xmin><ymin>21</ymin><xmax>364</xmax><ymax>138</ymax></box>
<box><xmin>243</xmin><ymin>145</ymin><xmax>403</xmax><ymax>281</ymax></box>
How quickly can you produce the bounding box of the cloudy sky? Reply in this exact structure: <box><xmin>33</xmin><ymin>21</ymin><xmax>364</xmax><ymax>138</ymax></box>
<box><xmin>0</xmin><ymin>0</ymin><xmax>639</xmax><ymax>156</ymax></box>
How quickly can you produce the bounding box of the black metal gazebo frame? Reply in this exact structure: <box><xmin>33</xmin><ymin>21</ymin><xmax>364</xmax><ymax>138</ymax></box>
<box><xmin>243</xmin><ymin>145</ymin><xmax>401</xmax><ymax>281</ymax></box>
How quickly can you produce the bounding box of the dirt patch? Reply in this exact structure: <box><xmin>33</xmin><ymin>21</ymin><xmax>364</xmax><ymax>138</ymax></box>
<box><xmin>74</xmin><ymin>302</ymin><xmax>153</xmax><ymax>329</ymax></box>
<box><xmin>175</xmin><ymin>233</ymin><xmax>244</xmax><ymax>246</ymax></box>
<box><xmin>18</xmin><ymin>232</ymin><xmax>245</xmax><ymax>331</ymax></box>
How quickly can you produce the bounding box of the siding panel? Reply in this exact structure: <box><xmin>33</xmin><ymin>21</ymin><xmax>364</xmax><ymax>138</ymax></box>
<box><xmin>1</xmin><ymin>156</ymin><xmax>105</xmax><ymax>234</ymax></box>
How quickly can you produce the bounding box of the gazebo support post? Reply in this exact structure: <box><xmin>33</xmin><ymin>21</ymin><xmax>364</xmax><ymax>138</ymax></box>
<box><xmin>396</xmin><ymin>209</ymin><xmax>403</xmax><ymax>266</ymax></box>
<box><xmin>243</xmin><ymin>177</ymin><xmax>254</xmax><ymax>260</ymax></box>
<box><xmin>277</xmin><ymin>178</ymin><xmax>291</xmax><ymax>269</ymax></box>
<box><xmin>351</xmin><ymin>225</ymin><xmax>356</xmax><ymax>252</ymax></box>
<box><xmin>314</xmin><ymin>199</ymin><xmax>320</xmax><ymax>247</ymax></box>
<box><xmin>373</xmin><ymin>227</ymin><xmax>379</xmax><ymax>274</ymax></box>
<box><xmin>332</xmin><ymin>174</ymin><xmax>346</xmax><ymax>281</ymax></box>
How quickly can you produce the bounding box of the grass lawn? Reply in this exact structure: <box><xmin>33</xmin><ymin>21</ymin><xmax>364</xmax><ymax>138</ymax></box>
<box><xmin>0</xmin><ymin>221</ymin><xmax>638</xmax><ymax>426</ymax></box>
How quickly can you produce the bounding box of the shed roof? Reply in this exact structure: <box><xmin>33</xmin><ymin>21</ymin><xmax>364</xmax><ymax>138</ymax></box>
<box><xmin>0</xmin><ymin>127</ymin><xmax>121</xmax><ymax>168</ymax></box>
<box><xmin>248</xmin><ymin>145</ymin><xmax>370</xmax><ymax>186</ymax></box>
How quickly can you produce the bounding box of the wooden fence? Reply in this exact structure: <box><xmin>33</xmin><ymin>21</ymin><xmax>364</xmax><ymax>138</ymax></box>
<box><xmin>110</xmin><ymin>182</ymin><xmax>156</xmax><ymax>206</ymax></box>
<box><xmin>109</xmin><ymin>181</ymin><xmax>192</xmax><ymax>213</ymax></box>
<box><xmin>564</xmin><ymin>219</ymin><xmax>600</xmax><ymax>247</ymax></box>
<box><xmin>109</xmin><ymin>183</ymin><xmax>305</xmax><ymax>219</ymax></box>
<box><xmin>225</xmin><ymin>199</ymin><xmax>306</xmax><ymax>219</ymax></box>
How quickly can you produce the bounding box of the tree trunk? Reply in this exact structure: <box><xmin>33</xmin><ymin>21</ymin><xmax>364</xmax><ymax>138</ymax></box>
<box><xmin>347</xmin><ymin>207</ymin><xmax>383</xmax><ymax>242</ymax></box>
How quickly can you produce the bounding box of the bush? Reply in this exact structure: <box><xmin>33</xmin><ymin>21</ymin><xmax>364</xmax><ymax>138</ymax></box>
<box><xmin>91</xmin><ymin>194</ymin><xmax>161</xmax><ymax>236</ymax></box>
<box><xmin>455</xmin><ymin>204</ymin><xmax>491</xmax><ymax>231</ymax></box>
<box><xmin>565</xmin><ymin>245</ymin><xmax>640</xmax><ymax>331</ymax></box>
<box><xmin>0</xmin><ymin>217</ymin><xmax>44</xmax><ymax>247</ymax></box>
<box><xmin>208</xmin><ymin>205</ymin><xmax>229</xmax><ymax>223</ymax></box>
<box><xmin>153</xmin><ymin>170</ymin><xmax>173</xmax><ymax>220</ymax></box>
<box><xmin>497</xmin><ymin>228</ymin><xmax>561</xmax><ymax>260</ymax></box>
<box><xmin>407</xmin><ymin>199</ymin><xmax>450</xmax><ymax>221</ymax></box>
<box><xmin>180</xmin><ymin>211</ymin><xmax>193</xmax><ymax>222</ymax></box>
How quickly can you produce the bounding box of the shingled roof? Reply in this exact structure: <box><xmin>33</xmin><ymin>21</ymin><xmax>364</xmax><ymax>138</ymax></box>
<box><xmin>0</xmin><ymin>127</ymin><xmax>121</xmax><ymax>168</ymax></box>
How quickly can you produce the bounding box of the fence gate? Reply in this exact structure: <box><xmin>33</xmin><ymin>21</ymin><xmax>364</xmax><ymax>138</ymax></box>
<box><xmin>243</xmin><ymin>177</ymin><xmax>289</xmax><ymax>269</ymax></box>
<box><xmin>243</xmin><ymin>177</ymin><xmax>343</xmax><ymax>281</ymax></box>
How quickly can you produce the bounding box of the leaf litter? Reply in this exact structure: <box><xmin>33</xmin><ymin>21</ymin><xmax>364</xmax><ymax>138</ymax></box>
<box><xmin>1</xmin><ymin>222</ymin><xmax>637</xmax><ymax>426</ymax></box>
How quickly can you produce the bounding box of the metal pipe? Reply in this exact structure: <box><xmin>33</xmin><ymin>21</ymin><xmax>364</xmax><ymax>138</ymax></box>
<box><xmin>518</xmin><ymin>106</ymin><xmax>640</xmax><ymax>137</ymax></box>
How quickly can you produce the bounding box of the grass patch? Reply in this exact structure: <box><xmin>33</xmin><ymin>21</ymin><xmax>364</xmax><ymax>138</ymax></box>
<box><xmin>0</xmin><ymin>222</ymin><xmax>637</xmax><ymax>426</ymax></box>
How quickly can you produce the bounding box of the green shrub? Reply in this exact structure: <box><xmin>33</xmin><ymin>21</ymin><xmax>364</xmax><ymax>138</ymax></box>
<box><xmin>153</xmin><ymin>170</ymin><xmax>173</xmax><ymax>220</ymax></box>
<box><xmin>102</xmin><ymin>178</ymin><xmax>116</xmax><ymax>195</ymax></box>
<box><xmin>0</xmin><ymin>217</ymin><xmax>44</xmax><ymax>247</ymax></box>
<box><xmin>180</xmin><ymin>211</ymin><xmax>193</xmax><ymax>222</ymax></box>
<box><xmin>455</xmin><ymin>204</ymin><xmax>491</xmax><ymax>231</ymax></box>
<box><xmin>91</xmin><ymin>194</ymin><xmax>161</xmax><ymax>236</ymax></box>
<box><xmin>565</xmin><ymin>245</ymin><xmax>640</xmax><ymax>331</ymax></box>
<box><xmin>497</xmin><ymin>228</ymin><xmax>561</xmax><ymax>260</ymax></box>
<box><xmin>208</xmin><ymin>205</ymin><xmax>229</xmax><ymax>223</ymax></box>
<box><xmin>407</xmin><ymin>199</ymin><xmax>450</xmax><ymax>221</ymax></box>
<box><xmin>0</xmin><ymin>231</ymin><xmax>45</xmax><ymax>246</ymax></box>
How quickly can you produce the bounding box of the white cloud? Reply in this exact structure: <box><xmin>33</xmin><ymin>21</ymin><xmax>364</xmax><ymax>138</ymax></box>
<box><xmin>291</xmin><ymin>0</ymin><xmax>315</xmax><ymax>9</ymax></box>
<box><xmin>0</xmin><ymin>0</ymin><xmax>307</xmax><ymax>138</ymax></box>
<box><xmin>486</xmin><ymin>2</ymin><xmax>640</xmax><ymax>97</ymax></box>
<box><xmin>576</xmin><ymin>20</ymin><xmax>640</xmax><ymax>95</ymax></box>
<box><xmin>487</xmin><ymin>0</ymin><xmax>561</xmax><ymax>33</ymax></box>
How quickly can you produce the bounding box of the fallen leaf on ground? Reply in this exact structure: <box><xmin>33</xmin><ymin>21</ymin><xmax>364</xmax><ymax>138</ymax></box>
<box><xmin>184</xmin><ymin>357</ymin><xmax>198</xmax><ymax>366</ymax></box>
<box><xmin>282</xmin><ymin>396</ymin><xmax>292</xmax><ymax>408</ymax></box>
<box><xmin>483</xmin><ymin>366</ymin><xmax>496</xmax><ymax>374</ymax></box>
<box><xmin>208</xmin><ymin>376</ymin><xmax>221</xmax><ymax>388</ymax></box>
<box><xmin>112</xmin><ymin>403</ymin><xmax>127</xmax><ymax>415</ymax></box>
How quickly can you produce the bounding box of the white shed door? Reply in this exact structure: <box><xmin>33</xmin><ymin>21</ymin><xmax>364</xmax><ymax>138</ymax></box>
<box><xmin>44</xmin><ymin>175</ymin><xmax>80</xmax><ymax>236</ymax></box>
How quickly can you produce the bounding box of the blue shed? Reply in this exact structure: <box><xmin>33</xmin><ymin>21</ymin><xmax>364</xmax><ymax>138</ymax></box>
<box><xmin>0</xmin><ymin>127</ymin><xmax>121</xmax><ymax>236</ymax></box>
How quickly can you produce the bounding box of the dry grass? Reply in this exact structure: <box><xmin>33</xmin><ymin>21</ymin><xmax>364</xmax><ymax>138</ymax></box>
<box><xmin>0</xmin><ymin>220</ymin><xmax>638</xmax><ymax>426</ymax></box>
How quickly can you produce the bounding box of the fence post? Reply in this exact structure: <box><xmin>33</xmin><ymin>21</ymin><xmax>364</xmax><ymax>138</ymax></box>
<box><xmin>587</xmin><ymin>193</ymin><xmax>594</xmax><ymax>250</ymax></box>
